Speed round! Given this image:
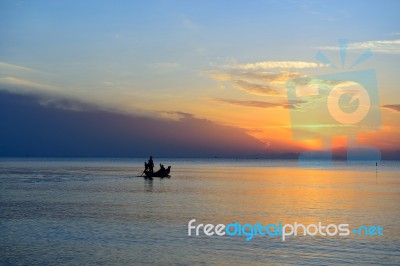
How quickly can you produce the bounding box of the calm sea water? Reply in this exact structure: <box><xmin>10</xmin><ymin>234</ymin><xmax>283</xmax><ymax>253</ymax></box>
<box><xmin>1</xmin><ymin>158</ymin><xmax>399</xmax><ymax>265</ymax></box>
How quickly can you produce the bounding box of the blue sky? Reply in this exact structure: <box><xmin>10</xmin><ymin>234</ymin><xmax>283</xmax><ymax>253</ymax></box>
<box><xmin>1</xmin><ymin>1</ymin><xmax>399</xmax><ymax>92</ymax></box>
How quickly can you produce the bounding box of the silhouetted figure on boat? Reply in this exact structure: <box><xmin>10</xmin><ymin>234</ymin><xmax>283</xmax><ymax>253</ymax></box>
<box><xmin>147</xmin><ymin>156</ymin><xmax>154</xmax><ymax>173</ymax></box>
<box><xmin>159</xmin><ymin>164</ymin><xmax>166</xmax><ymax>172</ymax></box>
<box><xmin>151</xmin><ymin>165</ymin><xmax>170</xmax><ymax>177</ymax></box>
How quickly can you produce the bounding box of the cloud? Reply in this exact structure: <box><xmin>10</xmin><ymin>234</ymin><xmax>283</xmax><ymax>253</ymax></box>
<box><xmin>235</xmin><ymin>71</ymin><xmax>305</xmax><ymax>82</ymax></box>
<box><xmin>320</xmin><ymin>39</ymin><xmax>400</xmax><ymax>54</ymax></box>
<box><xmin>233</xmin><ymin>80</ymin><xmax>281</xmax><ymax>96</ymax></box>
<box><xmin>208</xmin><ymin>71</ymin><xmax>232</xmax><ymax>81</ymax></box>
<box><xmin>229</xmin><ymin>61</ymin><xmax>326</xmax><ymax>70</ymax></box>
<box><xmin>382</xmin><ymin>104</ymin><xmax>400</xmax><ymax>112</ymax></box>
<box><xmin>0</xmin><ymin>77</ymin><xmax>55</xmax><ymax>92</ymax></box>
<box><xmin>0</xmin><ymin>77</ymin><xmax>105</xmax><ymax>113</ymax></box>
<box><xmin>0</xmin><ymin>62</ymin><xmax>39</xmax><ymax>73</ymax></box>
<box><xmin>207</xmin><ymin>60</ymin><xmax>325</xmax><ymax>97</ymax></box>
<box><xmin>157</xmin><ymin>111</ymin><xmax>196</xmax><ymax>121</ymax></box>
<box><xmin>213</xmin><ymin>98</ymin><xmax>307</xmax><ymax>110</ymax></box>
<box><xmin>37</xmin><ymin>98</ymin><xmax>99</xmax><ymax>112</ymax></box>
<box><xmin>0</xmin><ymin>90</ymin><xmax>268</xmax><ymax>157</ymax></box>
<box><xmin>0</xmin><ymin>62</ymin><xmax>53</xmax><ymax>97</ymax></box>
<box><xmin>208</xmin><ymin>68</ymin><xmax>306</xmax><ymax>96</ymax></box>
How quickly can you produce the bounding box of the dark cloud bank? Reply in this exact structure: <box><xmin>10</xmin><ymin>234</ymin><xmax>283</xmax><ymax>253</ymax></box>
<box><xmin>1</xmin><ymin>90</ymin><xmax>399</xmax><ymax>159</ymax></box>
<box><xmin>0</xmin><ymin>90</ymin><xmax>270</xmax><ymax>157</ymax></box>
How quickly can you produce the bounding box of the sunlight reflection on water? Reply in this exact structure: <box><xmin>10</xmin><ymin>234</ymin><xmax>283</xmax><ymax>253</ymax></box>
<box><xmin>1</xmin><ymin>158</ymin><xmax>399</xmax><ymax>265</ymax></box>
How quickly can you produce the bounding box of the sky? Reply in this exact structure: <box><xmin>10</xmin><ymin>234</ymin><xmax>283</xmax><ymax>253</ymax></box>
<box><xmin>1</xmin><ymin>0</ymin><xmax>400</xmax><ymax>158</ymax></box>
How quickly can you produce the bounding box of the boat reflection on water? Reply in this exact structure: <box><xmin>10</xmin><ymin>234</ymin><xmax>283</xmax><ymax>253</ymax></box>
<box><xmin>144</xmin><ymin>178</ymin><xmax>153</xmax><ymax>192</ymax></box>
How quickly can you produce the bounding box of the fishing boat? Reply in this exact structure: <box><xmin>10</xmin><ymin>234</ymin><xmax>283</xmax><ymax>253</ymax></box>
<box><xmin>143</xmin><ymin>166</ymin><xmax>171</xmax><ymax>179</ymax></box>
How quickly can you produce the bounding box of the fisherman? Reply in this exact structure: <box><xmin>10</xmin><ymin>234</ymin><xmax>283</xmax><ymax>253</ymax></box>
<box><xmin>160</xmin><ymin>164</ymin><xmax>166</xmax><ymax>172</ymax></box>
<box><xmin>148</xmin><ymin>156</ymin><xmax>154</xmax><ymax>173</ymax></box>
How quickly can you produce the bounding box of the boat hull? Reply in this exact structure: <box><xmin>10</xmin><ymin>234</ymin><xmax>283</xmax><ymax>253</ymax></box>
<box><xmin>143</xmin><ymin>166</ymin><xmax>171</xmax><ymax>178</ymax></box>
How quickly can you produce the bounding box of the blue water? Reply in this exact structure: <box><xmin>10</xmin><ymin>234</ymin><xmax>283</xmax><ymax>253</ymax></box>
<box><xmin>1</xmin><ymin>158</ymin><xmax>399</xmax><ymax>265</ymax></box>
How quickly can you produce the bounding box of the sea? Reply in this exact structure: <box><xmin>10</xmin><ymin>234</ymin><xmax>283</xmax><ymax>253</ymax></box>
<box><xmin>1</xmin><ymin>158</ymin><xmax>399</xmax><ymax>265</ymax></box>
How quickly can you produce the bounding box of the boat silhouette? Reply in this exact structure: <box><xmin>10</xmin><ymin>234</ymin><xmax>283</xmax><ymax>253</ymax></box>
<box><xmin>143</xmin><ymin>166</ymin><xmax>171</xmax><ymax>180</ymax></box>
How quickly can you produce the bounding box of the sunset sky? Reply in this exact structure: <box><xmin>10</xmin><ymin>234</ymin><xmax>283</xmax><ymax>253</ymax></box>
<box><xmin>1</xmin><ymin>0</ymin><xmax>400</xmax><ymax>157</ymax></box>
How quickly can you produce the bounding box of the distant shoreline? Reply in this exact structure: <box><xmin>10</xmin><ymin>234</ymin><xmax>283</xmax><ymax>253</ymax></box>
<box><xmin>0</xmin><ymin>156</ymin><xmax>399</xmax><ymax>161</ymax></box>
